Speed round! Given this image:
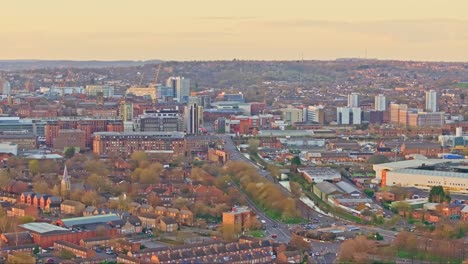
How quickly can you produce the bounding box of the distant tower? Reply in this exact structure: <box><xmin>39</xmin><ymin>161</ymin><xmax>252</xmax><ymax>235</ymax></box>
<box><xmin>61</xmin><ymin>165</ymin><xmax>71</xmax><ymax>195</ymax></box>
<box><xmin>425</xmin><ymin>90</ymin><xmax>439</xmax><ymax>112</ymax></box>
<box><xmin>348</xmin><ymin>93</ymin><xmax>360</xmax><ymax>108</ymax></box>
<box><xmin>374</xmin><ymin>94</ymin><xmax>387</xmax><ymax>111</ymax></box>
<box><xmin>185</xmin><ymin>103</ymin><xmax>200</xmax><ymax>134</ymax></box>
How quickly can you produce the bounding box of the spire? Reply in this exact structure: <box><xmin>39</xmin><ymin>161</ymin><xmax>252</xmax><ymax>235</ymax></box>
<box><xmin>61</xmin><ymin>165</ymin><xmax>71</xmax><ymax>193</ymax></box>
<box><xmin>62</xmin><ymin>165</ymin><xmax>70</xmax><ymax>182</ymax></box>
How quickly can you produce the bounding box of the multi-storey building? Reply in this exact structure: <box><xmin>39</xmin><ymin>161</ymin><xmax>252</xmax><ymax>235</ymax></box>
<box><xmin>374</xmin><ymin>94</ymin><xmax>387</xmax><ymax>111</ymax></box>
<box><xmin>126</xmin><ymin>86</ymin><xmax>157</xmax><ymax>101</ymax></box>
<box><xmin>425</xmin><ymin>90</ymin><xmax>439</xmax><ymax>112</ymax></box>
<box><xmin>52</xmin><ymin>129</ymin><xmax>86</xmax><ymax>150</ymax></box>
<box><xmin>280</xmin><ymin>106</ymin><xmax>304</xmax><ymax>124</ymax></box>
<box><xmin>348</xmin><ymin>93</ymin><xmax>360</xmax><ymax>108</ymax></box>
<box><xmin>92</xmin><ymin>131</ymin><xmax>185</xmax><ymax>156</ymax></box>
<box><xmin>85</xmin><ymin>85</ymin><xmax>114</xmax><ymax>98</ymax></box>
<box><xmin>222</xmin><ymin>206</ymin><xmax>255</xmax><ymax>231</ymax></box>
<box><xmin>166</xmin><ymin>77</ymin><xmax>190</xmax><ymax>103</ymax></box>
<box><xmin>336</xmin><ymin>107</ymin><xmax>362</xmax><ymax>125</ymax></box>
<box><xmin>45</xmin><ymin>119</ymin><xmax>123</xmax><ymax>148</ymax></box>
<box><xmin>136</xmin><ymin>110</ymin><xmax>184</xmax><ymax>132</ymax></box>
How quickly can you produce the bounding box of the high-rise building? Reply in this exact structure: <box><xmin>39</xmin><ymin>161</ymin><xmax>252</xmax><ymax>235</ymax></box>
<box><xmin>337</xmin><ymin>107</ymin><xmax>362</xmax><ymax>125</ymax></box>
<box><xmin>119</xmin><ymin>101</ymin><xmax>133</xmax><ymax>122</ymax></box>
<box><xmin>1</xmin><ymin>80</ymin><xmax>11</xmax><ymax>96</ymax></box>
<box><xmin>425</xmin><ymin>90</ymin><xmax>439</xmax><ymax>112</ymax></box>
<box><xmin>306</xmin><ymin>105</ymin><xmax>325</xmax><ymax>124</ymax></box>
<box><xmin>166</xmin><ymin>77</ymin><xmax>190</xmax><ymax>103</ymax></box>
<box><xmin>374</xmin><ymin>94</ymin><xmax>387</xmax><ymax>111</ymax></box>
<box><xmin>185</xmin><ymin>103</ymin><xmax>200</xmax><ymax>134</ymax></box>
<box><xmin>347</xmin><ymin>93</ymin><xmax>360</xmax><ymax>108</ymax></box>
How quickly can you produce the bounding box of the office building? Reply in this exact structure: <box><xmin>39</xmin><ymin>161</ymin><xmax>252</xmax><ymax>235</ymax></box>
<box><xmin>347</xmin><ymin>93</ymin><xmax>360</xmax><ymax>108</ymax></box>
<box><xmin>337</xmin><ymin>107</ymin><xmax>362</xmax><ymax>125</ymax></box>
<box><xmin>374</xmin><ymin>94</ymin><xmax>387</xmax><ymax>111</ymax></box>
<box><xmin>85</xmin><ymin>85</ymin><xmax>114</xmax><ymax>98</ymax></box>
<box><xmin>408</xmin><ymin>111</ymin><xmax>444</xmax><ymax>127</ymax></box>
<box><xmin>52</xmin><ymin>129</ymin><xmax>86</xmax><ymax>150</ymax></box>
<box><xmin>92</xmin><ymin>131</ymin><xmax>186</xmax><ymax>156</ymax></box>
<box><xmin>185</xmin><ymin>103</ymin><xmax>202</xmax><ymax>134</ymax></box>
<box><xmin>280</xmin><ymin>106</ymin><xmax>304</xmax><ymax>124</ymax></box>
<box><xmin>166</xmin><ymin>77</ymin><xmax>190</xmax><ymax>103</ymax></box>
<box><xmin>136</xmin><ymin>110</ymin><xmax>184</xmax><ymax>132</ymax></box>
<box><xmin>373</xmin><ymin>159</ymin><xmax>468</xmax><ymax>194</ymax></box>
<box><xmin>306</xmin><ymin>105</ymin><xmax>325</xmax><ymax>124</ymax></box>
<box><xmin>425</xmin><ymin>90</ymin><xmax>439</xmax><ymax>112</ymax></box>
<box><xmin>47</xmin><ymin>86</ymin><xmax>84</xmax><ymax>96</ymax></box>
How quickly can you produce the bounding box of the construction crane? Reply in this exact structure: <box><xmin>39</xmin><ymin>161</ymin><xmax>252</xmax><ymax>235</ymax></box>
<box><xmin>150</xmin><ymin>64</ymin><xmax>162</xmax><ymax>87</ymax></box>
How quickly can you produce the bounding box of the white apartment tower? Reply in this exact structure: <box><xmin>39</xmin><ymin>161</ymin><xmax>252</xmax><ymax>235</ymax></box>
<box><xmin>375</xmin><ymin>94</ymin><xmax>387</xmax><ymax>111</ymax></box>
<box><xmin>348</xmin><ymin>93</ymin><xmax>360</xmax><ymax>108</ymax></box>
<box><xmin>425</xmin><ymin>90</ymin><xmax>439</xmax><ymax>112</ymax></box>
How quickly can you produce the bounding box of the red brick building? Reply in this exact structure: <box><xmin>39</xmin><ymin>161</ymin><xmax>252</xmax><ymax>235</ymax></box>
<box><xmin>19</xmin><ymin>222</ymin><xmax>118</xmax><ymax>248</ymax></box>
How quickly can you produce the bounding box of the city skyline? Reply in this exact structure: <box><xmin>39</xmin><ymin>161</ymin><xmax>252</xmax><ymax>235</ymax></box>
<box><xmin>1</xmin><ymin>0</ymin><xmax>468</xmax><ymax>61</ymax></box>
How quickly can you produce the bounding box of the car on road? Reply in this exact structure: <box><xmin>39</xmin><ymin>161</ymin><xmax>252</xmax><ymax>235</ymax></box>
<box><xmin>271</xmin><ymin>234</ymin><xmax>278</xmax><ymax>239</ymax></box>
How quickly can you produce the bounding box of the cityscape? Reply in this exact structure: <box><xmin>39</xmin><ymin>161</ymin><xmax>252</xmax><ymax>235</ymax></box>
<box><xmin>1</xmin><ymin>1</ymin><xmax>468</xmax><ymax>264</ymax></box>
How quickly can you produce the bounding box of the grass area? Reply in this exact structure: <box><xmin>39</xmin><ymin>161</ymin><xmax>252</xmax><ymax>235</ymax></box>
<box><xmin>456</xmin><ymin>82</ymin><xmax>468</xmax><ymax>88</ymax></box>
<box><xmin>249</xmin><ymin>230</ymin><xmax>265</xmax><ymax>238</ymax></box>
<box><xmin>397</xmin><ymin>250</ymin><xmax>462</xmax><ymax>264</ymax></box>
<box><xmin>249</xmin><ymin>152</ymin><xmax>268</xmax><ymax>168</ymax></box>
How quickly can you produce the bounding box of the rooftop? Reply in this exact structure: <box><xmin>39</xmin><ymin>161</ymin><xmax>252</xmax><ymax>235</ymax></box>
<box><xmin>19</xmin><ymin>222</ymin><xmax>70</xmax><ymax>234</ymax></box>
<box><xmin>59</xmin><ymin>213</ymin><xmax>121</xmax><ymax>228</ymax></box>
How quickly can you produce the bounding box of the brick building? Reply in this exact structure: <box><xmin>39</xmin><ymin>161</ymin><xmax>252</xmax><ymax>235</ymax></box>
<box><xmin>92</xmin><ymin>132</ymin><xmax>185</xmax><ymax>156</ymax></box>
<box><xmin>222</xmin><ymin>206</ymin><xmax>256</xmax><ymax>232</ymax></box>
<box><xmin>52</xmin><ymin>129</ymin><xmax>86</xmax><ymax>150</ymax></box>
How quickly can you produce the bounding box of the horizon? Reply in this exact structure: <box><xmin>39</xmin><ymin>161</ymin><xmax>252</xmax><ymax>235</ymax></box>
<box><xmin>2</xmin><ymin>1</ymin><xmax>468</xmax><ymax>62</ymax></box>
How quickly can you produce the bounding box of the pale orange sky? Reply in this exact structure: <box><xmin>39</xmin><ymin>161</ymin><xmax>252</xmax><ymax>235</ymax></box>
<box><xmin>1</xmin><ymin>0</ymin><xmax>468</xmax><ymax>61</ymax></box>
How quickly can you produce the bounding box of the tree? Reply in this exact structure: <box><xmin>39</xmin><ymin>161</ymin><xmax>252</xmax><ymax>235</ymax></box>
<box><xmin>338</xmin><ymin>236</ymin><xmax>377</xmax><ymax>263</ymax></box>
<box><xmin>290</xmin><ymin>156</ymin><xmax>301</xmax><ymax>171</ymax></box>
<box><xmin>130</xmin><ymin>151</ymin><xmax>148</xmax><ymax>166</ymax></box>
<box><xmin>363</xmin><ymin>188</ymin><xmax>374</xmax><ymax>198</ymax></box>
<box><xmin>429</xmin><ymin>185</ymin><xmax>451</xmax><ymax>203</ymax></box>
<box><xmin>33</xmin><ymin>181</ymin><xmax>49</xmax><ymax>194</ymax></box>
<box><xmin>64</xmin><ymin>147</ymin><xmax>75</xmax><ymax>159</ymax></box>
<box><xmin>28</xmin><ymin>160</ymin><xmax>40</xmax><ymax>175</ymax></box>
<box><xmin>59</xmin><ymin>249</ymin><xmax>75</xmax><ymax>260</ymax></box>
<box><xmin>367</xmin><ymin>155</ymin><xmax>390</xmax><ymax>164</ymax></box>
<box><xmin>247</xmin><ymin>138</ymin><xmax>260</xmax><ymax>154</ymax></box>
<box><xmin>290</xmin><ymin>181</ymin><xmax>302</xmax><ymax>198</ymax></box>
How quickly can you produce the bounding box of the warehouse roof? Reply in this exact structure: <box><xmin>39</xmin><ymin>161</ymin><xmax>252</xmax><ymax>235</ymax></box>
<box><xmin>59</xmin><ymin>214</ymin><xmax>121</xmax><ymax>228</ymax></box>
<box><xmin>19</xmin><ymin>222</ymin><xmax>69</xmax><ymax>234</ymax></box>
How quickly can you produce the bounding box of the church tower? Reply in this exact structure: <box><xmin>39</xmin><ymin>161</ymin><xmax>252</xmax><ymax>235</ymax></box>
<box><xmin>61</xmin><ymin>165</ymin><xmax>71</xmax><ymax>196</ymax></box>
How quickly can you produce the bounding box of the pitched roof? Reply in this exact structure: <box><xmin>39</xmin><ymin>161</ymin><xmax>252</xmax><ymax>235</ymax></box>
<box><xmin>315</xmin><ymin>181</ymin><xmax>343</xmax><ymax>195</ymax></box>
<box><xmin>59</xmin><ymin>213</ymin><xmax>121</xmax><ymax>228</ymax></box>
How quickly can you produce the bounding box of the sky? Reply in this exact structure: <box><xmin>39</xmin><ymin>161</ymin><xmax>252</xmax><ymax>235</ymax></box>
<box><xmin>1</xmin><ymin>0</ymin><xmax>468</xmax><ymax>61</ymax></box>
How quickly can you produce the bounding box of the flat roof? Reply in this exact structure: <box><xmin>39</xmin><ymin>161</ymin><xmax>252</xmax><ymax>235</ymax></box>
<box><xmin>391</xmin><ymin>168</ymin><xmax>468</xmax><ymax>179</ymax></box>
<box><xmin>20</xmin><ymin>222</ymin><xmax>69</xmax><ymax>234</ymax></box>
<box><xmin>373</xmin><ymin>159</ymin><xmax>448</xmax><ymax>171</ymax></box>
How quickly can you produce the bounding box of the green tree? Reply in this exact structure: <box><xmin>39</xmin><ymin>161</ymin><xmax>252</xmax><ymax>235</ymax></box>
<box><xmin>59</xmin><ymin>249</ymin><xmax>75</xmax><ymax>260</ymax></box>
<box><xmin>28</xmin><ymin>160</ymin><xmax>40</xmax><ymax>175</ymax></box>
<box><xmin>363</xmin><ymin>189</ymin><xmax>374</xmax><ymax>198</ymax></box>
<box><xmin>247</xmin><ymin>138</ymin><xmax>260</xmax><ymax>154</ymax></box>
<box><xmin>33</xmin><ymin>246</ymin><xmax>40</xmax><ymax>255</ymax></box>
<box><xmin>290</xmin><ymin>156</ymin><xmax>301</xmax><ymax>172</ymax></box>
<box><xmin>64</xmin><ymin>147</ymin><xmax>75</xmax><ymax>159</ymax></box>
<box><xmin>367</xmin><ymin>155</ymin><xmax>390</xmax><ymax>164</ymax></box>
<box><xmin>429</xmin><ymin>185</ymin><xmax>451</xmax><ymax>203</ymax></box>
